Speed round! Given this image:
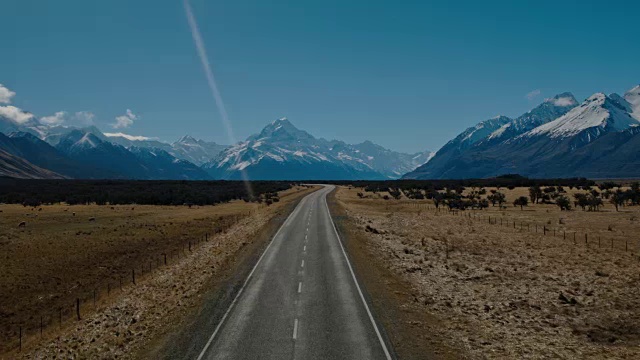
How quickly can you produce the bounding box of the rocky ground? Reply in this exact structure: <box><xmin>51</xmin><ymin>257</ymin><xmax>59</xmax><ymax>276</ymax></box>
<box><xmin>335</xmin><ymin>186</ymin><xmax>640</xmax><ymax>359</ymax></box>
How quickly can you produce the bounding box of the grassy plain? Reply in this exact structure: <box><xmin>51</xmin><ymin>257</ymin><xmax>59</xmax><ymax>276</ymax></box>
<box><xmin>336</xmin><ymin>186</ymin><xmax>640</xmax><ymax>359</ymax></box>
<box><xmin>0</xmin><ymin>185</ymin><xmax>315</xmax><ymax>356</ymax></box>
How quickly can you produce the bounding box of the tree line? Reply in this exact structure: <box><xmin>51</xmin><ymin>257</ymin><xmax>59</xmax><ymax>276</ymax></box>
<box><xmin>329</xmin><ymin>174</ymin><xmax>595</xmax><ymax>193</ymax></box>
<box><xmin>0</xmin><ymin>179</ymin><xmax>295</xmax><ymax>206</ymax></box>
<box><xmin>357</xmin><ymin>180</ymin><xmax>640</xmax><ymax>212</ymax></box>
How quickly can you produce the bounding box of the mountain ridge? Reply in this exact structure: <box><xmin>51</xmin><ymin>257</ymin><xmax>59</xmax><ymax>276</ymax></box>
<box><xmin>404</xmin><ymin>85</ymin><xmax>640</xmax><ymax>179</ymax></box>
<box><xmin>204</xmin><ymin>118</ymin><xmax>433</xmax><ymax>180</ymax></box>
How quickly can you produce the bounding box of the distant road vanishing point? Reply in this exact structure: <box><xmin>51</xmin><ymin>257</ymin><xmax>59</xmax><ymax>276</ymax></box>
<box><xmin>196</xmin><ymin>185</ymin><xmax>393</xmax><ymax>360</ymax></box>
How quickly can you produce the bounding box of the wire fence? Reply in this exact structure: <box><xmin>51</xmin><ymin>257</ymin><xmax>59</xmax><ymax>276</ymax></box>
<box><xmin>405</xmin><ymin>202</ymin><xmax>639</xmax><ymax>253</ymax></box>
<box><xmin>1</xmin><ymin>211</ymin><xmax>252</xmax><ymax>355</ymax></box>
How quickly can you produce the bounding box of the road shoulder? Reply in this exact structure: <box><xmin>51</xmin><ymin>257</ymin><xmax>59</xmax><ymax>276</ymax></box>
<box><xmin>145</xmin><ymin>186</ymin><xmax>319</xmax><ymax>359</ymax></box>
<box><xmin>327</xmin><ymin>187</ymin><xmax>466</xmax><ymax>360</ymax></box>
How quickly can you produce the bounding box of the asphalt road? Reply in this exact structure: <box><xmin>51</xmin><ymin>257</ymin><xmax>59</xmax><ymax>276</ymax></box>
<box><xmin>196</xmin><ymin>185</ymin><xmax>392</xmax><ymax>360</ymax></box>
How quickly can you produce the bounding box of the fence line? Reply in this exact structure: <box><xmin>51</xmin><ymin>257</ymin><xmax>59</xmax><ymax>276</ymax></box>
<box><xmin>3</xmin><ymin>211</ymin><xmax>252</xmax><ymax>354</ymax></box>
<box><xmin>406</xmin><ymin>202</ymin><xmax>636</xmax><ymax>254</ymax></box>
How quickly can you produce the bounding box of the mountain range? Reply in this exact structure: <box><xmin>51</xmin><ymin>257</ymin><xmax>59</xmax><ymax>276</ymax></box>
<box><xmin>203</xmin><ymin>118</ymin><xmax>433</xmax><ymax>180</ymax></box>
<box><xmin>404</xmin><ymin>84</ymin><xmax>640</xmax><ymax>179</ymax></box>
<box><xmin>0</xmin><ymin>113</ymin><xmax>432</xmax><ymax>180</ymax></box>
<box><xmin>3</xmin><ymin>83</ymin><xmax>639</xmax><ymax>181</ymax></box>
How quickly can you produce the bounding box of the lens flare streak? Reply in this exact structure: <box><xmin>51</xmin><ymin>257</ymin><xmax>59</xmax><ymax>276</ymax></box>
<box><xmin>183</xmin><ymin>0</ymin><xmax>254</xmax><ymax>198</ymax></box>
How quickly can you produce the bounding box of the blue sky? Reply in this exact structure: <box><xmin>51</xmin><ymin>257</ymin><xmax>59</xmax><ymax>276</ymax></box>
<box><xmin>2</xmin><ymin>0</ymin><xmax>639</xmax><ymax>153</ymax></box>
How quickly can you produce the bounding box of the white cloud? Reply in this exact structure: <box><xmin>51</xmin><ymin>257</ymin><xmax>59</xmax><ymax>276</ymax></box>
<box><xmin>73</xmin><ymin>111</ymin><xmax>95</xmax><ymax>126</ymax></box>
<box><xmin>104</xmin><ymin>132</ymin><xmax>153</xmax><ymax>141</ymax></box>
<box><xmin>549</xmin><ymin>96</ymin><xmax>577</xmax><ymax>107</ymax></box>
<box><xmin>112</xmin><ymin>109</ymin><xmax>138</xmax><ymax>129</ymax></box>
<box><xmin>0</xmin><ymin>105</ymin><xmax>34</xmax><ymax>124</ymax></box>
<box><xmin>40</xmin><ymin>111</ymin><xmax>67</xmax><ymax>126</ymax></box>
<box><xmin>525</xmin><ymin>89</ymin><xmax>541</xmax><ymax>101</ymax></box>
<box><xmin>0</xmin><ymin>84</ymin><xmax>16</xmax><ymax>104</ymax></box>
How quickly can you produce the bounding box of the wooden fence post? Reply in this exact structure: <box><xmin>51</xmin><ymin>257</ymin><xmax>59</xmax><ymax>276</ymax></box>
<box><xmin>76</xmin><ymin>298</ymin><xmax>81</xmax><ymax>321</ymax></box>
<box><xmin>132</xmin><ymin>269</ymin><xmax>136</xmax><ymax>285</ymax></box>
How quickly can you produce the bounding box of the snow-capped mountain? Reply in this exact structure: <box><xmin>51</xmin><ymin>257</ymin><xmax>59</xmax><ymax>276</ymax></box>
<box><xmin>404</xmin><ymin>85</ymin><xmax>640</xmax><ymax>179</ymax></box>
<box><xmin>127</xmin><ymin>146</ymin><xmax>211</xmax><ymax>180</ymax></box>
<box><xmin>203</xmin><ymin>118</ymin><xmax>431</xmax><ymax>180</ymax></box>
<box><xmin>170</xmin><ymin>135</ymin><xmax>228</xmax><ymax>166</ymax></box>
<box><xmin>54</xmin><ymin>130</ymin><xmax>210</xmax><ymax>179</ymax></box>
<box><xmin>0</xmin><ymin>131</ymin><xmax>115</xmax><ymax>179</ymax></box>
<box><xmin>624</xmin><ymin>85</ymin><xmax>640</xmax><ymax>120</ymax></box>
<box><xmin>483</xmin><ymin>93</ymin><xmax>578</xmax><ymax>144</ymax></box>
<box><xmin>448</xmin><ymin>116</ymin><xmax>512</xmax><ymax>150</ymax></box>
<box><xmin>348</xmin><ymin>140</ymin><xmax>434</xmax><ymax>178</ymax></box>
<box><xmin>524</xmin><ymin>93</ymin><xmax>637</xmax><ymax>139</ymax></box>
<box><xmin>103</xmin><ymin>133</ymin><xmax>227</xmax><ymax>165</ymax></box>
<box><xmin>403</xmin><ymin>115</ymin><xmax>512</xmax><ymax>179</ymax></box>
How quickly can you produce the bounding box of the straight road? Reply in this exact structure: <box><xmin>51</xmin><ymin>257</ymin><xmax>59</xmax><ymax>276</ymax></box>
<box><xmin>196</xmin><ymin>185</ymin><xmax>392</xmax><ymax>360</ymax></box>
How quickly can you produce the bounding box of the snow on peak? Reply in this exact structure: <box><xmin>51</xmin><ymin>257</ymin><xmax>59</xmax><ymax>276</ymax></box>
<box><xmin>256</xmin><ymin>117</ymin><xmax>313</xmax><ymax>142</ymax></box>
<box><xmin>545</xmin><ymin>93</ymin><xmax>578</xmax><ymax>107</ymax></box>
<box><xmin>104</xmin><ymin>132</ymin><xmax>153</xmax><ymax>141</ymax></box>
<box><xmin>526</xmin><ymin>92</ymin><xmax>639</xmax><ymax>138</ymax></box>
<box><xmin>456</xmin><ymin>116</ymin><xmax>511</xmax><ymax>146</ymax></box>
<box><xmin>76</xmin><ymin>132</ymin><xmax>99</xmax><ymax>148</ymax></box>
<box><xmin>177</xmin><ymin>135</ymin><xmax>198</xmax><ymax>143</ymax></box>
<box><xmin>487</xmin><ymin>92</ymin><xmax>578</xmax><ymax>142</ymax></box>
<box><xmin>624</xmin><ymin>84</ymin><xmax>640</xmax><ymax>120</ymax></box>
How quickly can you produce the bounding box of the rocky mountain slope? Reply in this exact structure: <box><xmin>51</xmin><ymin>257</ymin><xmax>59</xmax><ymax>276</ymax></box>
<box><xmin>0</xmin><ymin>148</ymin><xmax>64</xmax><ymax>179</ymax></box>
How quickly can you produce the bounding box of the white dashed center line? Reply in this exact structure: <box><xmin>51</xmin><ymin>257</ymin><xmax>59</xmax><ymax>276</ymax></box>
<box><xmin>293</xmin><ymin>318</ymin><xmax>299</xmax><ymax>340</ymax></box>
<box><xmin>301</xmin><ymin>260</ymin><xmax>305</xmax><ymax>268</ymax></box>
<box><xmin>298</xmin><ymin>281</ymin><xmax>302</xmax><ymax>293</ymax></box>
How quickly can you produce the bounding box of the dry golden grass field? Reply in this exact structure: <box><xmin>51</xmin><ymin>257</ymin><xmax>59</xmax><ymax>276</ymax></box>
<box><xmin>336</xmin><ymin>186</ymin><xmax>640</xmax><ymax>359</ymax></box>
<box><xmin>0</xmin><ymin>185</ymin><xmax>316</xmax><ymax>356</ymax></box>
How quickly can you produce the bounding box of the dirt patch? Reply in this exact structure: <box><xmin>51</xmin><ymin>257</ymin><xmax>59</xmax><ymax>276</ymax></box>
<box><xmin>335</xmin><ymin>186</ymin><xmax>640</xmax><ymax>359</ymax></box>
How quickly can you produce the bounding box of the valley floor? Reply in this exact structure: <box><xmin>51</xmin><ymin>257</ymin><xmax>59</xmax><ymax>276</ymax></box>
<box><xmin>0</xmin><ymin>185</ymin><xmax>317</xmax><ymax>359</ymax></box>
<box><xmin>333</xmin><ymin>186</ymin><xmax>640</xmax><ymax>359</ymax></box>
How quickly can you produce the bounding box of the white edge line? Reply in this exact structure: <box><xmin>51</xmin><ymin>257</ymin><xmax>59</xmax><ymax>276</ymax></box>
<box><xmin>323</xmin><ymin>187</ymin><xmax>393</xmax><ymax>360</ymax></box>
<box><xmin>196</xmin><ymin>195</ymin><xmax>310</xmax><ymax>360</ymax></box>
